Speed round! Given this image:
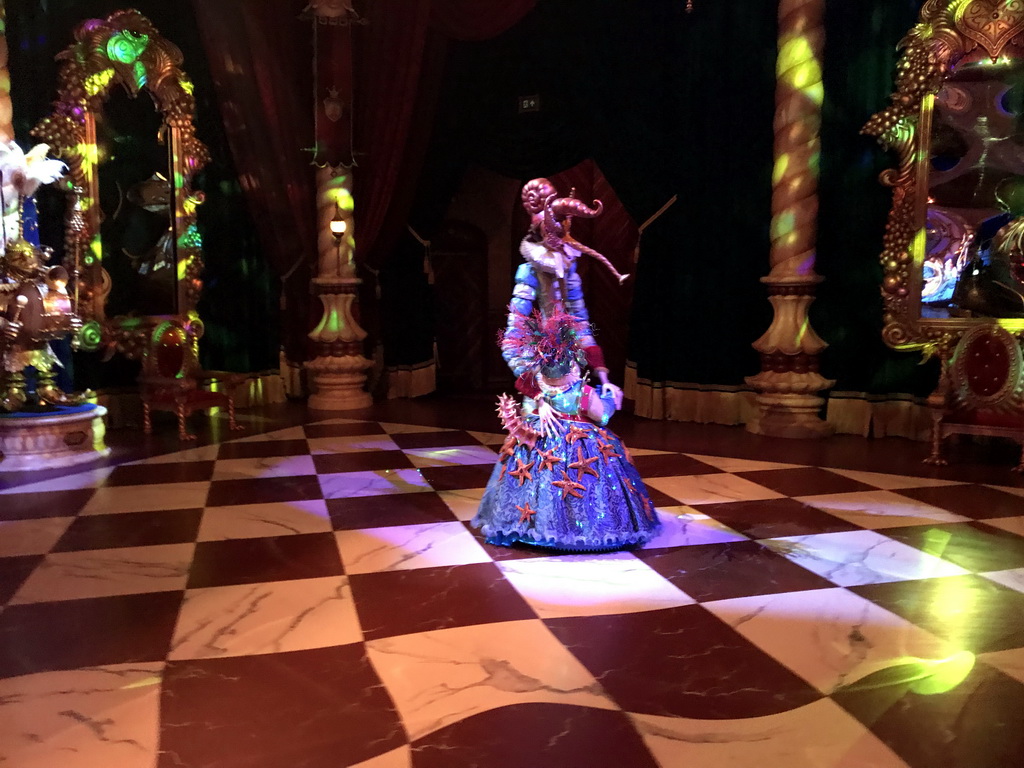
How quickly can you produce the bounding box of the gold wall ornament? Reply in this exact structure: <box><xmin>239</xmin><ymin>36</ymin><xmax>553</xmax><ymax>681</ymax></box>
<box><xmin>31</xmin><ymin>10</ymin><xmax>210</xmax><ymax>359</ymax></box>
<box><xmin>865</xmin><ymin>0</ymin><xmax>1024</xmax><ymax>354</ymax></box>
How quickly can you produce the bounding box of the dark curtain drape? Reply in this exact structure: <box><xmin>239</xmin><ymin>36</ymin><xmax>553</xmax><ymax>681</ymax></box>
<box><xmin>192</xmin><ymin>0</ymin><xmax>317</xmax><ymax>366</ymax></box>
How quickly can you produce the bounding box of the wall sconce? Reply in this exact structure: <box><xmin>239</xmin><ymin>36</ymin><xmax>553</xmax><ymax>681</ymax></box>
<box><xmin>330</xmin><ymin>206</ymin><xmax>347</xmax><ymax>240</ymax></box>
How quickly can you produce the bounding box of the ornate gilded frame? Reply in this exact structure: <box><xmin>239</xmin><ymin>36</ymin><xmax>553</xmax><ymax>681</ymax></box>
<box><xmin>864</xmin><ymin>0</ymin><xmax>1024</xmax><ymax>353</ymax></box>
<box><xmin>32</xmin><ymin>9</ymin><xmax>210</xmax><ymax>357</ymax></box>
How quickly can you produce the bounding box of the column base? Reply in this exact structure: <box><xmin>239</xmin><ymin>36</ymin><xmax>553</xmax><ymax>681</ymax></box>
<box><xmin>305</xmin><ymin>355</ymin><xmax>373</xmax><ymax>411</ymax></box>
<box><xmin>746</xmin><ymin>393</ymin><xmax>833</xmax><ymax>439</ymax></box>
<box><xmin>0</xmin><ymin>404</ymin><xmax>110</xmax><ymax>471</ymax></box>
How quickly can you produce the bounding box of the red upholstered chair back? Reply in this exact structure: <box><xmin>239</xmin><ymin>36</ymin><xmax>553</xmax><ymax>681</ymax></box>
<box><xmin>950</xmin><ymin>326</ymin><xmax>1024</xmax><ymax>411</ymax></box>
<box><xmin>142</xmin><ymin>320</ymin><xmax>199</xmax><ymax>387</ymax></box>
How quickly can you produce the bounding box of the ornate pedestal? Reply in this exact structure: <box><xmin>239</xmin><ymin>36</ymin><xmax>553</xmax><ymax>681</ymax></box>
<box><xmin>0</xmin><ymin>404</ymin><xmax>109</xmax><ymax>471</ymax></box>
<box><xmin>306</xmin><ymin>278</ymin><xmax>372</xmax><ymax>411</ymax></box>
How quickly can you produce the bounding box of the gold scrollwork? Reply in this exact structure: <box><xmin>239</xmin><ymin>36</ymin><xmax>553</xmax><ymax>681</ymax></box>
<box><xmin>30</xmin><ymin>10</ymin><xmax>209</xmax><ymax>357</ymax></box>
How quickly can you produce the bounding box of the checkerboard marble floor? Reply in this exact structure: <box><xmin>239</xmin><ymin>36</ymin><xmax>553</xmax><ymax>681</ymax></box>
<box><xmin>1</xmin><ymin>415</ymin><xmax>1023</xmax><ymax>767</ymax></box>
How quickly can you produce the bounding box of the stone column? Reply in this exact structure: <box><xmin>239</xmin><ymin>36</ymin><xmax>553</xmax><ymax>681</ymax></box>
<box><xmin>745</xmin><ymin>0</ymin><xmax>834</xmax><ymax>438</ymax></box>
<box><xmin>303</xmin><ymin>2</ymin><xmax>371</xmax><ymax>411</ymax></box>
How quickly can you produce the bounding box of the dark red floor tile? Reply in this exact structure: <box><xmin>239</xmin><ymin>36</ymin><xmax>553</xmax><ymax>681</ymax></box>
<box><xmin>350</xmin><ymin>562</ymin><xmax>536</xmax><ymax>640</ymax></box>
<box><xmin>0</xmin><ymin>555</ymin><xmax>42</xmax><ymax>604</ymax></box>
<box><xmin>303</xmin><ymin>421</ymin><xmax>385</xmax><ymax>439</ymax></box>
<box><xmin>849</xmin><ymin>575</ymin><xmax>1024</xmax><ymax>654</ymax></box>
<box><xmin>411</xmin><ymin>704</ymin><xmax>658</xmax><ymax>768</ymax></box>
<box><xmin>206</xmin><ymin>474</ymin><xmax>323</xmax><ymax>507</ymax></box>
<box><xmin>734</xmin><ymin>467</ymin><xmax>878</xmax><ymax>497</ymax></box>
<box><xmin>544</xmin><ymin>605</ymin><xmax>822</xmax><ymax>719</ymax></box>
<box><xmin>0</xmin><ymin>489</ymin><xmax>95</xmax><ymax>520</ymax></box>
<box><xmin>52</xmin><ymin>508</ymin><xmax>204</xmax><ymax>552</ymax></box>
<box><xmin>216</xmin><ymin>438</ymin><xmax>310</xmax><ymax>460</ymax></box>
<box><xmin>894</xmin><ymin>484</ymin><xmax>1024</xmax><ymax>520</ymax></box>
<box><xmin>882</xmin><ymin>522</ymin><xmax>1024</xmax><ymax>573</ymax></box>
<box><xmin>0</xmin><ymin>591</ymin><xmax>183</xmax><ymax>677</ymax></box>
<box><xmin>102</xmin><ymin>461</ymin><xmax>215</xmax><ymax>486</ymax></box>
<box><xmin>159</xmin><ymin>644</ymin><xmax>405</xmax><ymax>768</ymax></box>
<box><xmin>389</xmin><ymin>430</ymin><xmax>481</xmax><ymax>450</ymax></box>
<box><xmin>312</xmin><ymin>450</ymin><xmax>414</xmax><ymax>474</ymax></box>
<box><xmin>419</xmin><ymin>464</ymin><xmax>495</xmax><ymax>491</ymax></box>
<box><xmin>631</xmin><ymin>452</ymin><xmax>722</xmax><ymax>478</ymax></box>
<box><xmin>690</xmin><ymin>497</ymin><xmax>862</xmax><ymax>539</ymax></box>
<box><xmin>645</xmin><ymin>485</ymin><xmax>688</xmax><ymax>509</ymax></box>
<box><xmin>187</xmin><ymin>532</ymin><xmax>344</xmax><ymax>589</ymax></box>
<box><xmin>327</xmin><ymin>492</ymin><xmax>457</xmax><ymax>530</ymax></box>
<box><xmin>635</xmin><ymin>540</ymin><xmax>835</xmax><ymax>602</ymax></box>
<box><xmin>833</xmin><ymin>661</ymin><xmax>1024</xmax><ymax>768</ymax></box>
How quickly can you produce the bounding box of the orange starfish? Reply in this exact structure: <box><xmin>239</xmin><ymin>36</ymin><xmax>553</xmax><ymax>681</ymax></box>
<box><xmin>596</xmin><ymin>439</ymin><xmax>620</xmax><ymax>462</ymax></box>
<box><xmin>508</xmin><ymin>457</ymin><xmax>535</xmax><ymax>486</ymax></box>
<box><xmin>536</xmin><ymin>447</ymin><xmax>563</xmax><ymax>472</ymax></box>
<box><xmin>499</xmin><ymin>435</ymin><xmax>517</xmax><ymax>460</ymax></box>
<box><xmin>516</xmin><ymin>501</ymin><xmax>538</xmax><ymax>524</ymax></box>
<box><xmin>569</xmin><ymin>444</ymin><xmax>600</xmax><ymax>479</ymax></box>
<box><xmin>552</xmin><ymin>471</ymin><xmax>585</xmax><ymax>499</ymax></box>
<box><xmin>565</xmin><ymin>424</ymin><xmax>590</xmax><ymax>444</ymax></box>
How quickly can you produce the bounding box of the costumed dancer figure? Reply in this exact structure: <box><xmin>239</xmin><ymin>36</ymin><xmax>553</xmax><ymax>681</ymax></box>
<box><xmin>473</xmin><ymin>310</ymin><xmax>660</xmax><ymax>551</ymax></box>
<box><xmin>505</xmin><ymin>178</ymin><xmax>630</xmax><ymax>407</ymax></box>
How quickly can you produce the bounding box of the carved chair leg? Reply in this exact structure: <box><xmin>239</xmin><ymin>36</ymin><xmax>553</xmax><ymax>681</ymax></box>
<box><xmin>227</xmin><ymin>395</ymin><xmax>244</xmax><ymax>431</ymax></box>
<box><xmin>142</xmin><ymin>401</ymin><xmax>153</xmax><ymax>435</ymax></box>
<box><xmin>176</xmin><ymin>401</ymin><xmax>197</xmax><ymax>441</ymax></box>
<box><xmin>923</xmin><ymin>413</ymin><xmax>948</xmax><ymax>466</ymax></box>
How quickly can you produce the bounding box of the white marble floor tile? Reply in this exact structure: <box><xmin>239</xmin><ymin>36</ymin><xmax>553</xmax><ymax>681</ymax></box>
<box><xmin>336</xmin><ymin>522</ymin><xmax>491</xmax><ymax>574</ymax></box>
<box><xmin>645</xmin><ymin>473</ymin><xmax>786</xmax><ymax>505</ymax></box>
<box><xmin>496</xmin><ymin>552</ymin><xmax>694</xmax><ymax>619</ymax></box>
<box><xmin>466</xmin><ymin>431</ymin><xmax>507</xmax><ymax>446</ymax></box>
<box><xmin>981</xmin><ymin>567</ymin><xmax>1024</xmax><ymax>594</ymax></box>
<box><xmin>378</xmin><ymin>423</ymin><xmax>454</xmax><ymax>434</ymax></box>
<box><xmin>631</xmin><ymin>698</ymin><xmax>908</xmax><ymax>768</ymax></box>
<box><xmin>703</xmin><ymin>587</ymin><xmax>954</xmax><ymax>693</ymax></box>
<box><xmin>0</xmin><ymin>517</ymin><xmax>74</xmax><ymax>556</ymax></box>
<box><xmin>684</xmin><ymin>454</ymin><xmax>806</xmax><ymax>473</ymax></box>
<box><xmin>826</xmin><ymin>468</ymin><xmax>962</xmax><ymax>490</ymax></box>
<box><xmin>169</xmin><ymin>576</ymin><xmax>361</xmax><ymax>660</ymax></box>
<box><xmin>626</xmin><ymin>447</ymin><xmax>674</xmax><ymax>457</ymax></box>
<box><xmin>233</xmin><ymin>425</ymin><xmax>308</xmax><ymax>442</ymax></box>
<box><xmin>319</xmin><ymin>469</ymin><xmax>432</xmax><ymax>499</ymax></box>
<box><xmin>197</xmin><ymin>499</ymin><xmax>332</xmax><ymax>541</ymax></box>
<box><xmin>794</xmin><ymin>490</ymin><xmax>970</xmax><ymax>529</ymax></box>
<box><xmin>761</xmin><ymin>530</ymin><xmax>969</xmax><ymax>587</ymax></box>
<box><xmin>80</xmin><ymin>482</ymin><xmax>210</xmax><ymax>515</ymax></box>
<box><xmin>365</xmin><ymin>619</ymin><xmax>616</xmax><ymax>741</ymax></box>
<box><xmin>0</xmin><ymin>663</ymin><xmax>163</xmax><ymax>768</ymax></box>
<box><xmin>9</xmin><ymin>543</ymin><xmax>194</xmax><ymax>604</ymax></box>
<box><xmin>349</xmin><ymin>745</ymin><xmax>412</xmax><ymax>768</ymax></box>
<box><xmin>0</xmin><ymin>467</ymin><xmax>114</xmax><ymax>495</ymax></box>
<box><xmin>211</xmin><ymin>454</ymin><xmax>317</xmax><ymax>480</ymax></box>
<box><xmin>404</xmin><ymin>445</ymin><xmax>498</xmax><ymax>468</ymax></box>
<box><xmin>437</xmin><ymin>488</ymin><xmax>485</xmax><ymax>522</ymax></box>
<box><xmin>307</xmin><ymin>435</ymin><xmax>401</xmax><ymax>454</ymax></box>
<box><xmin>978</xmin><ymin>647</ymin><xmax>1024</xmax><ymax>685</ymax></box>
<box><xmin>642</xmin><ymin>506</ymin><xmax>748</xmax><ymax>549</ymax></box>
<box><xmin>128</xmin><ymin>444</ymin><xmax>221</xmax><ymax>464</ymax></box>
<box><xmin>980</xmin><ymin>515</ymin><xmax>1024</xmax><ymax>537</ymax></box>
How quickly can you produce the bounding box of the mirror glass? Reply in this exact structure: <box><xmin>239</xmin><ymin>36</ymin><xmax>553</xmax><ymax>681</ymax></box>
<box><xmin>96</xmin><ymin>87</ymin><xmax>177</xmax><ymax>318</ymax></box>
<box><xmin>924</xmin><ymin>60</ymin><xmax>1024</xmax><ymax>319</ymax></box>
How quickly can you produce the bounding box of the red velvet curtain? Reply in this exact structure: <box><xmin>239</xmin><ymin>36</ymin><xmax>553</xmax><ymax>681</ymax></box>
<box><xmin>192</xmin><ymin>0</ymin><xmax>318</xmax><ymax>364</ymax></box>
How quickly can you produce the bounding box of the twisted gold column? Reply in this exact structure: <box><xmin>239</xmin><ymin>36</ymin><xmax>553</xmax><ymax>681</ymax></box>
<box><xmin>745</xmin><ymin>0</ymin><xmax>834</xmax><ymax>438</ymax></box>
<box><xmin>0</xmin><ymin>2</ymin><xmax>12</xmax><ymax>142</ymax></box>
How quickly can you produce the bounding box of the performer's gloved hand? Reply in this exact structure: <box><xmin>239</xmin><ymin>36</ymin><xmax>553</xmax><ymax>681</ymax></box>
<box><xmin>596</xmin><ymin>369</ymin><xmax>623</xmax><ymax>410</ymax></box>
<box><xmin>0</xmin><ymin>319</ymin><xmax>21</xmax><ymax>342</ymax></box>
<box><xmin>536</xmin><ymin>398</ymin><xmax>562</xmax><ymax>440</ymax></box>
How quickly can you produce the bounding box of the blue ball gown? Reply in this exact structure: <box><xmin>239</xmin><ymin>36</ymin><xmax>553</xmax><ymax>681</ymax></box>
<box><xmin>472</xmin><ymin>382</ymin><xmax>661</xmax><ymax>551</ymax></box>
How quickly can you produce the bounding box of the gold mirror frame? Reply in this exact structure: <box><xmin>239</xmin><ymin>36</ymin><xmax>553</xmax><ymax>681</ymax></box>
<box><xmin>31</xmin><ymin>9</ymin><xmax>210</xmax><ymax>357</ymax></box>
<box><xmin>864</xmin><ymin>0</ymin><xmax>1024</xmax><ymax>352</ymax></box>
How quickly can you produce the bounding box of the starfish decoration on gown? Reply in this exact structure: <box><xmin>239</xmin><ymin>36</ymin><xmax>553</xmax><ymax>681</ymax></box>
<box><xmin>569</xmin><ymin>444</ymin><xmax>600</xmax><ymax>479</ymax></box>
<box><xmin>499</xmin><ymin>435</ymin><xmax>517</xmax><ymax>460</ymax></box>
<box><xmin>596</xmin><ymin>439</ymin><xmax>620</xmax><ymax>462</ymax></box>
<box><xmin>537</xmin><ymin>447</ymin><xmax>563</xmax><ymax>472</ymax></box>
<box><xmin>497</xmin><ymin>460</ymin><xmax>508</xmax><ymax>482</ymax></box>
<box><xmin>565</xmin><ymin>424</ymin><xmax>590</xmax><ymax>444</ymax></box>
<box><xmin>552</xmin><ymin>470</ymin><xmax>585</xmax><ymax>499</ymax></box>
<box><xmin>517</xmin><ymin>501</ymin><xmax>538</xmax><ymax>524</ymax></box>
<box><xmin>508</xmin><ymin>457</ymin><xmax>535</xmax><ymax>486</ymax></box>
